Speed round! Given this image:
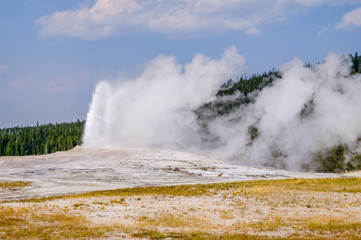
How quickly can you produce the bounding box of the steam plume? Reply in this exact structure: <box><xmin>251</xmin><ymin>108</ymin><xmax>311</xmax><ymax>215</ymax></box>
<box><xmin>84</xmin><ymin>46</ymin><xmax>245</xmax><ymax>149</ymax></box>
<box><xmin>84</xmin><ymin>48</ymin><xmax>361</xmax><ymax>171</ymax></box>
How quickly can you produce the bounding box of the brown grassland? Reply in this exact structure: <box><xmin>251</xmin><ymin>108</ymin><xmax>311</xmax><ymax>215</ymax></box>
<box><xmin>1</xmin><ymin>178</ymin><xmax>361</xmax><ymax>239</ymax></box>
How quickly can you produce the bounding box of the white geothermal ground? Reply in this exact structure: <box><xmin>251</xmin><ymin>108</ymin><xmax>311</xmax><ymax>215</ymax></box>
<box><xmin>0</xmin><ymin>147</ymin><xmax>340</xmax><ymax>201</ymax></box>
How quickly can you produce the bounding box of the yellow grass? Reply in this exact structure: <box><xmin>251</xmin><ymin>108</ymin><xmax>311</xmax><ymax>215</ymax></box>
<box><xmin>1</xmin><ymin>177</ymin><xmax>361</xmax><ymax>239</ymax></box>
<box><xmin>13</xmin><ymin>177</ymin><xmax>361</xmax><ymax>203</ymax></box>
<box><xmin>137</xmin><ymin>213</ymin><xmax>216</xmax><ymax>230</ymax></box>
<box><xmin>0</xmin><ymin>206</ymin><xmax>112</xmax><ymax>239</ymax></box>
<box><xmin>0</xmin><ymin>181</ymin><xmax>31</xmax><ymax>189</ymax></box>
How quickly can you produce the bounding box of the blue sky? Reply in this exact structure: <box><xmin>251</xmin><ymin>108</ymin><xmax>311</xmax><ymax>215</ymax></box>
<box><xmin>0</xmin><ymin>0</ymin><xmax>361</xmax><ymax>127</ymax></box>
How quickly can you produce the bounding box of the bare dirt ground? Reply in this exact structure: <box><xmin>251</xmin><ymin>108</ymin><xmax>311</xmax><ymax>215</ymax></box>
<box><xmin>0</xmin><ymin>147</ymin><xmax>338</xmax><ymax>201</ymax></box>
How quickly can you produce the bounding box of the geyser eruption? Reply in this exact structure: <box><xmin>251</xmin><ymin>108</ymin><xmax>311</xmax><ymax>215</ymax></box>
<box><xmin>84</xmin><ymin>48</ymin><xmax>361</xmax><ymax>171</ymax></box>
<box><xmin>84</xmin><ymin>46</ymin><xmax>245</xmax><ymax>149</ymax></box>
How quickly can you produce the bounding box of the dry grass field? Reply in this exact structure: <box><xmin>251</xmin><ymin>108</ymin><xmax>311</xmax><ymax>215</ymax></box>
<box><xmin>1</xmin><ymin>177</ymin><xmax>361</xmax><ymax>239</ymax></box>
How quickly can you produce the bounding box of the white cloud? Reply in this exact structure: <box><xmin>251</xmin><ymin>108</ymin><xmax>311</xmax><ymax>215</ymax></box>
<box><xmin>336</xmin><ymin>7</ymin><xmax>361</xmax><ymax>30</ymax></box>
<box><xmin>245</xmin><ymin>27</ymin><xmax>261</xmax><ymax>35</ymax></box>
<box><xmin>295</xmin><ymin>0</ymin><xmax>360</xmax><ymax>6</ymax></box>
<box><xmin>295</xmin><ymin>0</ymin><xmax>335</xmax><ymax>6</ymax></box>
<box><xmin>36</xmin><ymin>0</ymin><xmax>142</xmax><ymax>40</ymax></box>
<box><xmin>0</xmin><ymin>64</ymin><xmax>10</xmax><ymax>73</ymax></box>
<box><xmin>316</xmin><ymin>27</ymin><xmax>329</xmax><ymax>37</ymax></box>
<box><xmin>36</xmin><ymin>0</ymin><xmax>359</xmax><ymax>40</ymax></box>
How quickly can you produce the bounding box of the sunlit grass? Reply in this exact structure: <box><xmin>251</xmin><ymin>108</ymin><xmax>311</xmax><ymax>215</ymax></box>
<box><xmin>2</xmin><ymin>177</ymin><xmax>361</xmax><ymax>239</ymax></box>
<box><xmin>0</xmin><ymin>206</ymin><xmax>111</xmax><ymax>239</ymax></box>
<box><xmin>131</xmin><ymin>230</ymin><xmax>288</xmax><ymax>240</ymax></box>
<box><xmin>136</xmin><ymin>214</ymin><xmax>215</xmax><ymax>230</ymax></box>
<box><xmin>16</xmin><ymin>177</ymin><xmax>361</xmax><ymax>203</ymax></box>
<box><xmin>0</xmin><ymin>181</ymin><xmax>31</xmax><ymax>189</ymax></box>
<box><xmin>306</xmin><ymin>216</ymin><xmax>361</xmax><ymax>233</ymax></box>
<box><xmin>233</xmin><ymin>216</ymin><xmax>361</xmax><ymax>236</ymax></box>
<box><xmin>72</xmin><ymin>177</ymin><xmax>361</xmax><ymax>196</ymax></box>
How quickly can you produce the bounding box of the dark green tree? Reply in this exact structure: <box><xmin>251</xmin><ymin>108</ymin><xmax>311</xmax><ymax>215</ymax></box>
<box><xmin>0</xmin><ymin>120</ymin><xmax>85</xmax><ymax>156</ymax></box>
<box><xmin>351</xmin><ymin>52</ymin><xmax>361</xmax><ymax>74</ymax></box>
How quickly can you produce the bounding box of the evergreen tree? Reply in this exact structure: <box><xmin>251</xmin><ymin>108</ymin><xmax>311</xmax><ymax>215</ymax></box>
<box><xmin>351</xmin><ymin>52</ymin><xmax>361</xmax><ymax>74</ymax></box>
<box><xmin>0</xmin><ymin>120</ymin><xmax>85</xmax><ymax>156</ymax></box>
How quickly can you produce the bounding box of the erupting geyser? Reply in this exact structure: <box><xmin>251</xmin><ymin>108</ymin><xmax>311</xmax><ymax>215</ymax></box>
<box><xmin>83</xmin><ymin>46</ymin><xmax>245</xmax><ymax>149</ymax></box>
<box><xmin>84</xmin><ymin>47</ymin><xmax>361</xmax><ymax>171</ymax></box>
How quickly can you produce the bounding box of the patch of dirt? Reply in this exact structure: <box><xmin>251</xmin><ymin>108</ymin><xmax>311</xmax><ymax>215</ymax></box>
<box><xmin>0</xmin><ymin>147</ymin><xmax>338</xmax><ymax>200</ymax></box>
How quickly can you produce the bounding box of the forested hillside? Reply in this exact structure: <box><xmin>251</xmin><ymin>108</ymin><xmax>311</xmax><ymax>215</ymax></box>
<box><xmin>197</xmin><ymin>52</ymin><xmax>360</xmax><ymax>121</ymax></box>
<box><xmin>196</xmin><ymin>70</ymin><xmax>279</xmax><ymax>121</ymax></box>
<box><xmin>0</xmin><ymin>120</ymin><xmax>84</xmax><ymax>156</ymax></box>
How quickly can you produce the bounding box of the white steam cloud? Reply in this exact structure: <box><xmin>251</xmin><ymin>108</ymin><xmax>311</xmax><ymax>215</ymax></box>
<box><xmin>84</xmin><ymin>48</ymin><xmax>361</xmax><ymax>171</ymax></box>
<box><xmin>84</xmin><ymin>46</ymin><xmax>245</xmax><ymax>149</ymax></box>
<box><xmin>211</xmin><ymin>53</ymin><xmax>361</xmax><ymax>170</ymax></box>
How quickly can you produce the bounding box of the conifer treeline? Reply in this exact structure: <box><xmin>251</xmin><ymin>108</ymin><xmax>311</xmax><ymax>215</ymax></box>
<box><xmin>218</xmin><ymin>52</ymin><xmax>360</xmax><ymax>95</ymax></box>
<box><xmin>217</xmin><ymin>69</ymin><xmax>280</xmax><ymax>97</ymax></box>
<box><xmin>216</xmin><ymin>52</ymin><xmax>360</xmax><ymax>99</ymax></box>
<box><xmin>0</xmin><ymin>120</ymin><xmax>84</xmax><ymax>156</ymax></box>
